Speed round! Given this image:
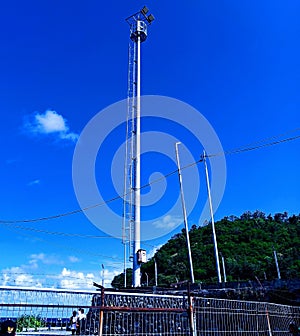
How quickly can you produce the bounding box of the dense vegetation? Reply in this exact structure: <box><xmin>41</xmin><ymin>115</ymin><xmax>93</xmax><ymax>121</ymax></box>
<box><xmin>112</xmin><ymin>211</ymin><xmax>300</xmax><ymax>288</ymax></box>
<box><xmin>16</xmin><ymin>314</ymin><xmax>46</xmax><ymax>332</ymax></box>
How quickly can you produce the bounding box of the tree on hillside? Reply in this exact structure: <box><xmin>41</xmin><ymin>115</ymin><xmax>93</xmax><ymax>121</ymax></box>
<box><xmin>111</xmin><ymin>212</ymin><xmax>300</xmax><ymax>288</ymax></box>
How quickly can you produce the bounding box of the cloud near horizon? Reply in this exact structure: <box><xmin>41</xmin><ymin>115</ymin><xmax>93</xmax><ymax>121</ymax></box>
<box><xmin>25</xmin><ymin>109</ymin><xmax>78</xmax><ymax>142</ymax></box>
<box><xmin>0</xmin><ymin>251</ymin><xmax>121</xmax><ymax>289</ymax></box>
<box><xmin>0</xmin><ymin>257</ymin><xmax>119</xmax><ymax>289</ymax></box>
<box><xmin>59</xmin><ymin>267</ymin><xmax>95</xmax><ymax>289</ymax></box>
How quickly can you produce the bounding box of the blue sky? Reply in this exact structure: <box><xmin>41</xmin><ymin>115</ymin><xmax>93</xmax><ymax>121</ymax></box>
<box><xmin>0</xmin><ymin>0</ymin><xmax>299</xmax><ymax>289</ymax></box>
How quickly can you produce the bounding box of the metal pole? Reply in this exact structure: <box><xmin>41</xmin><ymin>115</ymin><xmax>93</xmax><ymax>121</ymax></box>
<box><xmin>175</xmin><ymin>142</ymin><xmax>195</xmax><ymax>283</ymax></box>
<box><xmin>126</xmin><ymin>8</ymin><xmax>154</xmax><ymax>287</ymax></box>
<box><xmin>187</xmin><ymin>282</ymin><xmax>197</xmax><ymax>336</ymax></box>
<box><xmin>273</xmin><ymin>249</ymin><xmax>281</xmax><ymax>280</ymax></box>
<box><xmin>203</xmin><ymin>151</ymin><xmax>222</xmax><ymax>284</ymax></box>
<box><xmin>154</xmin><ymin>258</ymin><xmax>158</xmax><ymax>286</ymax></box>
<box><xmin>101</xmin><ymin>264</ymin><xmax>105</xmax><ymax>288</ymax></box>
<box><xmin>98</xmin><ymin>286</ymin><xmax>105</xmax><ymax>336</ymax></box>
<box><xmin>133</xmin><ymin>31</ymin><xmax>141</xmax><ymax>287</ymax></box>
<box><xmin>221</xmin><ymin>254</ymin><xmax>227</xmax><ymax>283</ymax></box>
<box><xmin>145</xmin><ymin>272</ymin><xmax>149</xmax><ymax>286</ymax></box>
<box><xmin>123</xmin><ymin>245</ymin><xmax>127</xmax><ymax>288</ymax></box>
<box><xmin>266</xmin><ymin>308</ymin><xmax>273</xmax><ymax>336</ymax></box>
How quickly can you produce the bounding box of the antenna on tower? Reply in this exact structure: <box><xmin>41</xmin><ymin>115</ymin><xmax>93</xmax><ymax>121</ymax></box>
<box><xmin>123</xmin><ymin>7</ymin><xmax>155</xmax><ymax>288</ymax></box>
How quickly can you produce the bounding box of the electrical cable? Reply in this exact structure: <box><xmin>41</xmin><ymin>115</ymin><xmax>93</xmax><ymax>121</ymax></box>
<box><xmin>0</xmin><ymin>129</ymin><xmax>299</xmax><ymax>225</ymax></box>
<box><xmin>1</xmin><ymin>223</ymin><xmax>124</xmax><ymax>262</ymax></box>
<box><xmin>210</xmin><ymin>133</ymin><xmax>300</xmax><ymax>158</ymax></box>
<box><xmin>0</xmin><ymin>222</ymin><xmax>122</xmax><ymax>239</ymax></box>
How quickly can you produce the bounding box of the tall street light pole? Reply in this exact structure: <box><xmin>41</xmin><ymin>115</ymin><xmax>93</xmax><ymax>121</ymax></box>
<box><xmin>203</xmin><ymin>151</ymin><xmax>222</xmax><ymax>284</ymax></box>
<box><xmin>175</xmin><ymin>142</ymin><xmax>195</xmax><ymax>284</ymax></box>
<box><xmin>126</xmin><ymin>7</ymin><xmax>155</xmax><ymax>287</ymax></box>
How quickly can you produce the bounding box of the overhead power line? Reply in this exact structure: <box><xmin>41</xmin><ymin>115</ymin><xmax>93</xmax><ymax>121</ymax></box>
<box><xmin>0</xmin><ymin>129</ymin><xmax>299</xmax><ymax>225</ymax></box>
<box><xmin>0</xmin><ymin>222</ymin><xmax>122</xmax><ymax>239</ymax></box>
<box><xmin>2</xmin><ymin>224</ymin><xmax>124</xmax><ymax>261</ymax></box>
<box><xmin>211</xmin><ymin>132</ymin><xmax>300</xmax><ymax>158</ymax></box>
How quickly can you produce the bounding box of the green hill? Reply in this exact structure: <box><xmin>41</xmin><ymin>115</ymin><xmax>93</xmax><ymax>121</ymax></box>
<box><xmin>112</xmin><ymin>211</ymin><xmax>300</xmax><ymax>288</ymax></box>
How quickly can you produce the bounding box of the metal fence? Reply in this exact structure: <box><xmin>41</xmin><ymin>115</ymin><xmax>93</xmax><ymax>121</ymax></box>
<box><xmin>0</xmin><ymin>286</ymin><xmax>299</xmax><ymax>335</ymax></box>
<box><xmin>193</xmin><ymin>296</ymin><xmax>300</xmax><ymax>335</ymax></box>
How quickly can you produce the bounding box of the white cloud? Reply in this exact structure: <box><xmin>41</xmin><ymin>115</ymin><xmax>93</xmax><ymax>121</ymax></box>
<box><xmin>152</xmin><ymin>215</ymin><xmax>182</xmax><ymax>229</ymax></box>
<box><xmin>1</xmin><ymin>266</ymin><xmax>43</xmax><ymax>287</ymax></box>
<box><xmin>57</xmin><ymin>267</ymin><xmax>119</xmax><ymax>289</ymax></box>
<box><xmin>69</xmin><ymin>256</ymin><xmax>80</xmax><ymax>263</ymax></box>
<box><xmin>0</xmin><ymin>254</ymin><xmax>120</xmax><ymax>289</ymax></box>
<box><xmin>36</xmin><ymin>110</ymin><xmax>66</xmax><ymax>133</ymax></box>
<box><xmin>85</xmin><ymin>261</ymin><xmax>123</xmax><ymax>288</ymax></box>
<box><xmin>0</xmin><ymin>265</ymin><xmax>97</xmax><ymax>289</ymax></box>
<box><xmin>29</xmin><ymin>253</ymin><xmax>63</xmax><ymax>267</ymax></box>
<box><xmin>147</xmin><ymin>245</ymin><xmax>163</xmax><ymax>259</ymax></box>
<box><xmin>14</xmin><ymin>273</ymin><xmax>42</xmax><ymax>287</ymax></box>
<box><xmin>25</xmin><ymin>109</ymin><xmax>78</xmax><ymax>142</ymax></box>
<box><xmin>27</xmin><ymin>179</ymin><xmax>41</xmax><ymax>186</ymax></box>
<box><xmin>29</xmin><ymin>253</ymin><xmax>46</xmax><ymax>265</ymax></box>
<box><xmin>59</xmin><ymin>267</ymin><xmax>95</xmax><ymax>289</ymax></box>
<box><xmin>102</xmin><ymin>268</ymin><xmax>120</xmax><ymax>288</ymax></box>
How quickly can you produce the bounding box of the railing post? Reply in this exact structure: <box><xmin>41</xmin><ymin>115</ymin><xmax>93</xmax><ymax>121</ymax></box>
<box><xmin>98</xmin><ymin>286</ymin><xmax>105</xmax><ymax>336</ymax></box>
<box><xmin>266</xmin><ymin>307</ymin><xmax>273</xmax><ymax>336</ymax></box>
<box><xmin>187</xmin><ymin>282</ymin><xmax>197</xmax><ymax>336</ymax></box>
